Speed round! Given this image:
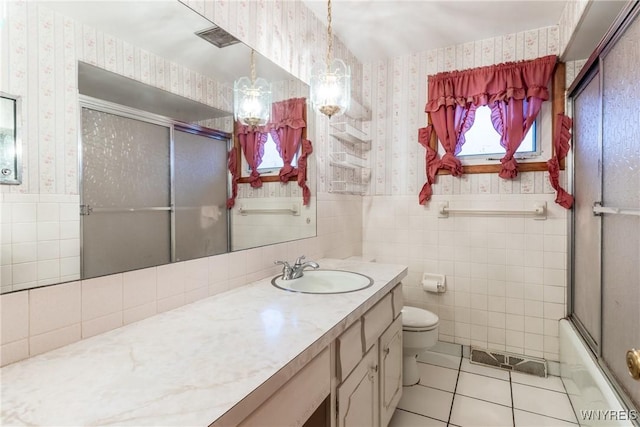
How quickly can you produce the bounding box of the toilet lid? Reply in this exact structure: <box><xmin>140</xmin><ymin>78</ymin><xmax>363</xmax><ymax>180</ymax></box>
<box><xmin>402</xmin><ymin>306</ymin><xmax>439</xmax><ymax>331</ymax></box>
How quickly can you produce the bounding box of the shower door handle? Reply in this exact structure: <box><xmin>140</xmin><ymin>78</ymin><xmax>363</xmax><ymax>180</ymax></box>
<box><xmin>627</xmin><ymin>349</ymin><xmax>640</xmax><ymax>380</ymax></box>
<box><xmin>593</xmin><ymin>202</ymin><xmax>640</xmax><ymax>217</ymax></box>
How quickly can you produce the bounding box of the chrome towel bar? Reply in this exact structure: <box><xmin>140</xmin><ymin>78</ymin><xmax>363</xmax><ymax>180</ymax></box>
<box><xmin>438</xmin><ymin>201</ymin><xmax>547</xmax><ymax>220</ymax></box>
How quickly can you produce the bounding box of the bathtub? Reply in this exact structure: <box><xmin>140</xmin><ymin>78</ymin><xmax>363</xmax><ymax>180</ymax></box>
<box><xmin>560</xmin><ymin>319</ymin><xmax>637</xmax><ymax>427</ymax></box>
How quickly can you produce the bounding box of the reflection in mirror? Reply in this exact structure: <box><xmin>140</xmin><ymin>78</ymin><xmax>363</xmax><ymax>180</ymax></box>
<box><xmin>79</xmin><ymin>94</ymin><xmax>231</xmax><ymax>279</ymax></box>
<box><xmin>0</xmin><ymin>93</ymin><xmax>21</xmax><ymax>185</ymax></box>
<box><xmin>0</xmin><ymin>1</ymin><xmax>315</xmax><ymax>293</ymax></box>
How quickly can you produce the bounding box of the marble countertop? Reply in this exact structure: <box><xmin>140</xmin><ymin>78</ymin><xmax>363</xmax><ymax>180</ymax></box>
<box><xmin>0</xmin><ymin>259</ymin><xmax>407</xmax><ymax>426</ymax></box>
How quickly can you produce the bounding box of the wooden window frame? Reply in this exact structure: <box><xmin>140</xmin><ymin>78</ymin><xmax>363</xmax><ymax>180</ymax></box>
<box><xmin>428</xmin><ymin>62</ymin><xmax>566</xmax><ymax>175</ymax></box>
<box><xmin>235</xmin><ymin>107</ymin><xmax>307</xmax><ymax>184</ymax></box>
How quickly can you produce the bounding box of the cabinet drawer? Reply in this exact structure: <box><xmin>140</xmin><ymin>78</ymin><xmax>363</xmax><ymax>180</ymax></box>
<box><xmin>336</xmin><ymin>319</ymin><xmax>363</xmax><ymax>382</ymax></box>
<box><xmin>239</xmin><ymin>348</ymin><xmax>330</xmax><ymax>427</ymax></box>
<box><xmin>392</xmin><ymin>284</ymin><xmax>403</xmax><ymax>319</ymax></box>
<box><xmin>363</xmin><ymin>294</ymin><xmax>393</xmax><ymax>350</ymax></box>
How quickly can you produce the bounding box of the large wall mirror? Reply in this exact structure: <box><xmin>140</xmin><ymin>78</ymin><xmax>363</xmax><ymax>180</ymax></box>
<box><xmin>1</xmin><ymin>1</ymin><xmax>316</xmax><ymax>293</ymax></box>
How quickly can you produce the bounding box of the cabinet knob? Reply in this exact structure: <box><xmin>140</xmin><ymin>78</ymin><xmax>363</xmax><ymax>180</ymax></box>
<box><xmin>367</xmin><ymin>364</ymin><xmax>379</xmax><ymax>381</ymax></box>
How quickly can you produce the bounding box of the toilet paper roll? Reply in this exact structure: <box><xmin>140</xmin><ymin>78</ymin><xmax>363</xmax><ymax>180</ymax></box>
<box><xmin>422</xmin><ymin>278</ymin><xmax>441</xmax><ymax>293</ymax></box>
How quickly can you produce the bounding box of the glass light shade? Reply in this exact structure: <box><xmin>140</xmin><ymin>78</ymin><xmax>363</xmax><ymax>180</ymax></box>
<box><xmin>233</xmin><ymin>76</ymin><xmax>272</xmax><ymax>127</ymax></box>
<box><xmin>310</xmin><ymin>58</ymin><xmax>351</xmax><ymax>118</ymax></box>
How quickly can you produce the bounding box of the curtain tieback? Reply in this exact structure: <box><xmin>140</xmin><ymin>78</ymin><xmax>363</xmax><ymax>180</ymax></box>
<box><xmin>279</xmin><ymin>164</ymin><xmax>296</xmax><ymax>182</ymax></box>
<box><xmin>499</xmin><ymin>156</ymin><xmax>518</xmax><ymax>179</ymax></box>
<box><xmin>441</xmin><ymin>152</ymin><xmax>463</xmax><ymax>176</ymax></box>
<box><xmin>249</xmin><ymin>171</ymin><xmax>263</xmax><ymax>188</ymax></box>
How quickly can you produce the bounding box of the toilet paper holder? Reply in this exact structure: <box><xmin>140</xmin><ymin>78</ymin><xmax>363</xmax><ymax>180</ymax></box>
<box><xmin>422</xmin><ymin>273</ymin><xmax>446</xmax><ymax>293</ymax></box>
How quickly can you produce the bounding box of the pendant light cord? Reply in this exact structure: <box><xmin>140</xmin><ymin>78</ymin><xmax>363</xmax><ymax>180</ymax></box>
<box><xmin>250</xmin><ymin>49</ymin><xmax>256</xmax><ymax>84</ymax></box>
<box><xmin>326</xmin><ymin>0</ymin><xmax>333</xmax><ymax>69</ymax></box>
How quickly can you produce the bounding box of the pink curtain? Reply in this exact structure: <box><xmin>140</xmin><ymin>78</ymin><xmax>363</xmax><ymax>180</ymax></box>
<box><xmin>420</xmin><ymin>55</ymin><xmax>557</xmax><ymax>203</ymax></box>
<box><xmin>270</xmin><ymin>97</ymin><xmax>313</xmax><ymax>205</ymax></box>
<box><xmin>236</xmin><ymin>120</ymin><xmax>269</xmax><ymax>188</ymax></box>
<box><xmin>417</xmin><ymin>125</ymin><xmax>439</xmax><ymax>204</ymax></box>
<box><xmin>226</xmin><ymin>122</ymin><xmax>268</xmax><ymax>209</ymax></box>
<box><xmin>547</xmin><ymin>113</ymin><xmax>574</xmax><ymax>208</ymax></box>
<box><xmin>226</xmin><ymin>146</ymin><xmax>239</xmax><ymax>209</ymax></box>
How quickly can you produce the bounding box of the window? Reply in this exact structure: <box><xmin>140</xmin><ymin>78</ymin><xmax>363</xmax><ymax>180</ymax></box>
<box><xmin>252</xmin><ymin>133</ymin><xmax>299</xmax><ymax>174</ymax></box>
<box><xmin>457</xmin><ymin>106</ymin><xmax>538</xmax><ymax>158</ymax></box>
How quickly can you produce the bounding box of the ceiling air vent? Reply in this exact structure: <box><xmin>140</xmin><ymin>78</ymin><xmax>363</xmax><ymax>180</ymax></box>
<box><xmin>195</xmin><ymin>25</ymin><xmax>240</xmax><ymax>48</ymax></box>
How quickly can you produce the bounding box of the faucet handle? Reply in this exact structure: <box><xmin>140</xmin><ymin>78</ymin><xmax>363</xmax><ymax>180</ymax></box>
<box><xmin>274</xmin><ymin>260</ymin><xmax>291</xmax><ymax>268</ymax></box>
<box><xmin>294</xmin><ymin>255</ymin><xmax>306</xmax><ymax>266</ymax></box>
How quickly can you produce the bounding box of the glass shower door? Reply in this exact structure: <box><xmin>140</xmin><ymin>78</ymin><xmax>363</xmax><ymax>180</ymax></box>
<box><xmin>571</xmin><ymin>71</ymin><xmax>602</xmax><ymax>350</ymax></box>
<box><xmin>81</xmin><ymin>108</ymin><xmax>171</xmax><ymax>279</ymax></box>
<box><xmin>600</xmin><ymin>13</ymin><xmax>640</xmax><ymax>409</ymax></box>
<box><xmin>174</xmin><ymin>129</ymin><xmax>229</xmax><ymax>261</ymax></box>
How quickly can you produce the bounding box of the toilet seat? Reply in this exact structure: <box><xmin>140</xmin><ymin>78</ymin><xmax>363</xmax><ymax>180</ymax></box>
<box><xmin>401</xmin><ymin>306</ymin><xmax>439</xmax><ymax>332</ymax></box>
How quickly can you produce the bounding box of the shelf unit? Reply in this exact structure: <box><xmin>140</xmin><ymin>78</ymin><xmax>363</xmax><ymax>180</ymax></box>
<box><xmin>345</xmin><ymin>97</ymin><xmax>371</xmax><ymax>122</ymax></box>
<box><xmin>329</xmin><ymin>181</ymin><xmax>369</xmax><ymax>195</ymax></box>
<box><xmin>330</xmin><ymin>121</ymin><xmax>371</xmax><ymax>148</ymax></box>
<box><xmin>328</xmin><ymin>97</ymin><xmax>372</xmax><ymax>195</ymax></box>
<box><xmin>329</xmin><ymin>152</ymin><xmax>368</xmax><ymax>169</ymax></box>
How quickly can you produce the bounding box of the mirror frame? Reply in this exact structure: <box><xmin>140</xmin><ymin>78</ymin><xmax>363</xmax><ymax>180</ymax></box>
<box><xmin>0</xmin><ymin>92</ymin><xmax>22</xmax><ymax>185</ymax></box>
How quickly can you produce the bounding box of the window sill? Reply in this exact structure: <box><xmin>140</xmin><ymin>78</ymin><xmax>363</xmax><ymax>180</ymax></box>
<box><xmin>435</xmin><ymin>160</ymin><xmax>564</xmax><ymax>175</ymax></box>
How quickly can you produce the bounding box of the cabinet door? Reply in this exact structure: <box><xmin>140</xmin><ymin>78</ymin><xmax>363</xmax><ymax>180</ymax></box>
<box><xmin>337</xmin><ymin>343</ymin><xmax>379</xmax><ymax>427</ymax></box>
<box><xmin>379</xmin><ymin>316</ymin><xmax>403</xmax><ymax>427</ymax></box>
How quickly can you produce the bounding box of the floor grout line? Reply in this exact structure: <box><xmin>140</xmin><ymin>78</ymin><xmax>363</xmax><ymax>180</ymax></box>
<box><xmin>445</xmin><ymin>354</ymin><xmax>463</xmax><ymax>426</ymax></box>
<box><xmin>397</xmin><ymin>356</ymin><xmax>580</xmax><ymax>427</ymax></box>
<box><xmin>395</xmin><ymin>407</ymin><xmax>450</xmax><ymax>425</ymax></box>
<box><xmin>513</xmin><ymin>407</ymin><xmax>581</xmax><ymax>425</ymax></box>
<box><xmin>509</xmin><ymin>371</ymin><xmax>515</xmax><ymax>427</ymax></box>
<box><xmin>454</xmin><ymin>391</ymin><xmax>515</xmax><ymax>410</ymax></box>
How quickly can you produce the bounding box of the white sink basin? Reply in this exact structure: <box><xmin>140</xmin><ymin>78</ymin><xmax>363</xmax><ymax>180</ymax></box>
<box><xmin>271</xmin><ymin>270</ymin><xmax>373</xmax><ymax>294</ymax></box>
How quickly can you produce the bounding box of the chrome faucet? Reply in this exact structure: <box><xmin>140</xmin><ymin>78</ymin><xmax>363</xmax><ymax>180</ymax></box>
<box><xmin>274</xmin><ymin>255</ymin><xmax>319</xmax><ymax>280</ymax></box>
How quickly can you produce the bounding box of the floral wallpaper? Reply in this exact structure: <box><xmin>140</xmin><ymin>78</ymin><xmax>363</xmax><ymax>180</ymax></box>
<box><xmin>181</xmin><ymin>0</ymin><xmax>364</xmax><ymax>196</ymax></box>
<box><xmin>3</xmin><ymin>1</ymin><xmax>236</xmax><ymax>196</ymax></box>
<box><xmin>363</xmin><ymin>25</ymin><xmax>562</xmax><ymax>198</ymax></box>
<box><xmin>558</xmin><ymin>0</ymin><xmax>590</xmax><ymax>56</ymax></box>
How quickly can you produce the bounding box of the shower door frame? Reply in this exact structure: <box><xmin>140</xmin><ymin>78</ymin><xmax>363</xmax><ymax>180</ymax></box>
<box><xmin>566</xmin><ymin>62</ymin><xmax>603</xmax><ymax>356</ymax></box>
<box><xmin>566</xmin><ymin>1</ymin><xmax>640</xmax><ymax>418</ymax></box>
<box><xmin>78</xmin><ymin>95</ymin><xmax>231</xmax><ymax>279</ymax></box>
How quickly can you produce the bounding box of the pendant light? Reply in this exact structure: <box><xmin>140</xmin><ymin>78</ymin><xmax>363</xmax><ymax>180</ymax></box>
<box><xmin>310</xmin><ymin>0</ymin><xmax>351</xmax><ymax>118</ymax></box>
<box><xmin>234</xmin><ymin>49</ymin><xmax>272</xmax><ymax>127</ymax></box>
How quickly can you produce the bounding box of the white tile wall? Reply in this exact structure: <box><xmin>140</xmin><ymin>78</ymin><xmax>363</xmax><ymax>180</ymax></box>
<box><xmin>1</xmin><ymin>193</ymin><xmax>80</xmax><ymax>293</ymax></box>
<box><xmin>231</xmin><ymin>196</ymin><xmax>317</xmax><ymax>252</ymax></box>
<box><xmin>0</xmin><ymin>193</ymin><xmax>364</xmax><ymax>367</ymax></box>
<box><xmin>363</xmin><ymin>194</ymin><xmax>567</xmax><ymax>362</ymax></box>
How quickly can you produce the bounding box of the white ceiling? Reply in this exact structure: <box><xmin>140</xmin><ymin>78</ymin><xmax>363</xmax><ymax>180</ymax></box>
<box><xmin>42</xmin><ymin>1</ymin><xmax>294</xmax><ymax>84</ymax></box>
<box><xmin>302</xmin><ymin>0</ymin><xmax>570</xmax><ymax>63</ymax></box>
<box><xmin>42</xmin><ymin>0</ymin><xmax>628</xmax><ymax>81</ymax></box>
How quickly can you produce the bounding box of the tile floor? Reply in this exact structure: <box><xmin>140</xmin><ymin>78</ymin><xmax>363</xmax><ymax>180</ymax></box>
<box><xmin>390</xmin><ymin>351</ymin><xmax>579</xmax><ymax>427</ymax></box>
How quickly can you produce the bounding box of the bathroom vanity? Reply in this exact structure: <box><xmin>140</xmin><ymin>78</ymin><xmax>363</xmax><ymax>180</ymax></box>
<box><xmin>0</xmin><ymin>259</ymin><xmax>406</xmax><ymax>426</ymax></box>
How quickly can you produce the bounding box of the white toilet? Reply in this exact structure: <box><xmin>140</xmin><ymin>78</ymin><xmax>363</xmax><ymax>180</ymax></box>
<box><xmin>401</xmin><ymin>306</ymin><xmax>439</xmax><ymax>386</ymax></box>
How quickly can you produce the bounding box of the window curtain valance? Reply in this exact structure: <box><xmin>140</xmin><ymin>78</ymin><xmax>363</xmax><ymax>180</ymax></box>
<box><xmin>227</xmin><ymin>97</ymin><xmax>312</xmax><ymax>208</ymax></box>
<box><xmin>425</xmin><ymin>54</ymin><xmax>557</xmax><ymax>113</ymax></box>
<box><xmin>418</xmin><ymin>54</ymin><xmax>562</xmax><ymax>205</ymax></box>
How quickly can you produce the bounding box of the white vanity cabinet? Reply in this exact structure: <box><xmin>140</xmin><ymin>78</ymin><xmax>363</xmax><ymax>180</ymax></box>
<box><xmin>238</xmin><ymin>348</ymin><xmax>331</xmax><ymax>427</ymax></box>
<box><xmin>334</xmin><ymin>284</ymin><xmax>403</xmax><ymax>427</ymax></box>
<box><xmin>379</xmin><ymin>316</ymin><xmax>403</xmax><ymax>426</ymax></box>
<box><xmin>336</xmin><ymin>342</ymin><xmax>380</xmax><ymax>427</ymax></box>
